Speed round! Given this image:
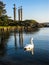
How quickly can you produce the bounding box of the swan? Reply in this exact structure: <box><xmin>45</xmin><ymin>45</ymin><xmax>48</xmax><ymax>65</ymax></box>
<box><xmin>24</xmin><ymin>37</ymin><xmax>34</xmax><ymax>51</ymax></box>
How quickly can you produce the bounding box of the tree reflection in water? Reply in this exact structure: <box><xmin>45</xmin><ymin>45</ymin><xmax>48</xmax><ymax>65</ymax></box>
<box><xmin>0</xmin><ymin>29</ymin><xmax>10</xmax><ymax>56</ymax></box>
<box><xmin>19</xmin><ymin>28</ymin><xmax>23</xmax><ymax>48</ymax></box>
<box><xmin>0</xmin><ymin>27</ymin><xmax>39</xmax><ymax>56</ymax></box>
<box><xmin>14</xmin><ymin>31</ymin><xmax>17</xmax><ymax>49</ymax></box>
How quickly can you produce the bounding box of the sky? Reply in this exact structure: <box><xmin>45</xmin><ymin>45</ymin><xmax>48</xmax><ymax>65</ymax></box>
<box><xmin>1</xmin><ymin>0</ymin><xmax>49</xmax><ymax>23</ymax></box>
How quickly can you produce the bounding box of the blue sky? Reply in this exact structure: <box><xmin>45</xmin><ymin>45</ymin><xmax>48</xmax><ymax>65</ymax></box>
<box><xmin>1</xmin><ymin>0</ymin><xmax>49</xmax><ymax>23</ymax></box>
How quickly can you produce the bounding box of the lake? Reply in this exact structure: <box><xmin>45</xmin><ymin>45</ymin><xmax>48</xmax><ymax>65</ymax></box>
<box><xmin>0</xmin><ymin>28</ymin><xmax>49</xmax><ymax>65</ymax></box>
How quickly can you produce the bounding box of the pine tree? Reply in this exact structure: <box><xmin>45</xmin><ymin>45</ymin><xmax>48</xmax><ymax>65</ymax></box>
<box><xmin>0</xmin><ymin>1</ymin><xmax>6</xmax><ymax>17</ymax></box>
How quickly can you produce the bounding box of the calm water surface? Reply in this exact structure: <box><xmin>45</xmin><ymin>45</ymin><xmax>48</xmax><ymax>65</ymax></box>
<box><xmin>0</xmin><ymin>28</ymin><xmax>49</xmax><ymax>65</ymax></box>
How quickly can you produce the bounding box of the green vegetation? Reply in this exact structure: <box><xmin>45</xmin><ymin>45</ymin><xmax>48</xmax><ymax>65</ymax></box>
<box><xmin>0</xmin><ymin>1</ymin><xmax>6</xmax><ymax>16</ymax></box>
<box><xmin>0</xmin><ymin>1</ymin><xmax>9</xmax><ymax>26</ymax></box>
<box><xmin>23</xmin><ymin>20</ymin><xmax>38</xmax><ymax>27</ymax></box>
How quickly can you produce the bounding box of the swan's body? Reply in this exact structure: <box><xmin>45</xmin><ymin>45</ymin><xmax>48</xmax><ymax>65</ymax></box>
<box><xmin>24</xmin><ymin>37</ymin><xmax>34</xmax><ymax>51</ymax></box>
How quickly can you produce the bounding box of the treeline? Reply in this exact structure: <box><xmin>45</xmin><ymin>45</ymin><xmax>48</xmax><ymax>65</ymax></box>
<box><xmin>9</xmin><ymin>20</ymin><xmax>38</xmax><ymax>27</ymax></box>
<box><xmin>0</xmin><ymin>18</ymin><xmax>39</xmax><ymax>28</ymax></box>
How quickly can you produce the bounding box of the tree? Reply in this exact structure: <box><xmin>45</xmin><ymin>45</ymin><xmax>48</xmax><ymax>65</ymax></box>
<box><xmin>0</xmin><ymin>1</ymin><xmax>9</xmax><ymax>26</ymax></box>
<box><xmin>0</xmin><ymin>1</ymin><xmax>6</xmax><ymax>17</ymax></box>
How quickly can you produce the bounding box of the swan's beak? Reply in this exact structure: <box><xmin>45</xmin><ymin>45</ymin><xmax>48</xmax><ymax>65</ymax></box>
<box><xmin>24</xmin><ymin>48</ymin><xmax>26</xmax><ymax>50</ymax></box>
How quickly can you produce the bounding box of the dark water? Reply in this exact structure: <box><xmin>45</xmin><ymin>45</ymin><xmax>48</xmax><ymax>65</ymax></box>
<box><xmin>0</xmin><ymin>28</ymin><xmax>49</xmax><ymax>65</ymax></box>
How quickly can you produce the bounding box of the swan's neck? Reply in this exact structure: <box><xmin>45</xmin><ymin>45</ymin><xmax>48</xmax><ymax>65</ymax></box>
<box><xmin>31</xmin><ymin>40</ymin><xmax>33</xmax><ymax>44</ymax></box>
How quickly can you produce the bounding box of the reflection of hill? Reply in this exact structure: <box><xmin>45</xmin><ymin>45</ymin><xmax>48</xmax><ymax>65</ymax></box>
<box><xmin>24</xmin><ymin>28</ymin><xmax>40</xmax><ymax>34</ymax></box>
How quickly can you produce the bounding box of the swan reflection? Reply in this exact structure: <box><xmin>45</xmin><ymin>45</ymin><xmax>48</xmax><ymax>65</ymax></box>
<box><xmin>24</xmin><ymin>48</ymin><xmax>34</xmax><ymax>55</ymax></box>
<box><xmin>31</xmin><ymin>49</ymin><xmax>34</xmax><ymax>55</ymax></box>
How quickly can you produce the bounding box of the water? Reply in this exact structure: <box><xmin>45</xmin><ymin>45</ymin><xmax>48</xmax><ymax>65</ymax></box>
<box><xmin>0</xmin><ymin>28</ymin><xmax>49</xmax><ymax>65</ymax></box>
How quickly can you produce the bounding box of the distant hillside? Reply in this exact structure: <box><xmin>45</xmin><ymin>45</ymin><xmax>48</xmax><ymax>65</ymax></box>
<box><xmin>38</xmin><ymin>22</ymin><xmax>49</xmax><ymax>27</ymax></box>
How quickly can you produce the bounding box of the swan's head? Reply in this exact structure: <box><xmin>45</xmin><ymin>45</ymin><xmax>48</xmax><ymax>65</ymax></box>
<box><xmin>31</xmin><ymin>37</ymin><xmax>33</xmax><ymax>41</ymax></box>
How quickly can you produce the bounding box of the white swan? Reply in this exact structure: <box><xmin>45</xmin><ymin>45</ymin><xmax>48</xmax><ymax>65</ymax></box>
<box><xmin>24</xmin><ymin>37</ymin><xmax>34</xmax><ymax>51</ymax></box>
